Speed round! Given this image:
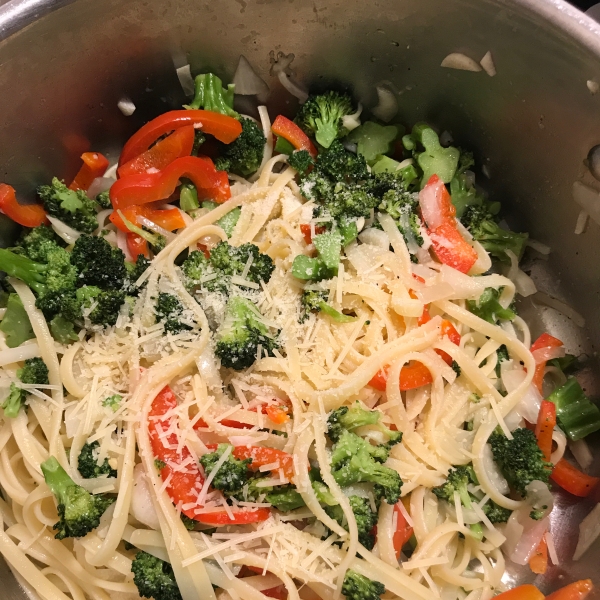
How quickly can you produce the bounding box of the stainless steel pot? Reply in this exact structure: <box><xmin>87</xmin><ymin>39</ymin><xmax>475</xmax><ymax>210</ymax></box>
<box><xmin>0</xmin><ymin>0</ymin><xmax>599</xmax><ymax>597</ymax></box>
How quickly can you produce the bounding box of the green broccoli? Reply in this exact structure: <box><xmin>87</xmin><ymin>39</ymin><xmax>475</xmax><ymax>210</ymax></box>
<box><xmin>327</xmin><ymin>402</ymin><xmax>402</xmax><ymax>450</ymax></box>
<box><xmin>547</xmin><ymin>378</ymin><xmax>600</xmax><ymax>441</ymax></box>
<box><xmin>18</xmin><ymin>225</ymin><xmax>64</xmax><ymax>262</ymax></box>
<box><xmin>77</xmin><ymin>441</ymin><xmax>117</xmax><ymax>479</ymax></box>
<box><xmin>180</xmin><ymin>513</ymin><xmax>197</xmax><ymax>531</ymax></box>
<box><xmin>299</xmin><ymin>289</ymin><xmax>356</xmax><ymax>323</ymax></box>
<box><xmin>341</xmin><ymin>570</ymin><xmax>385</xmax><ymax>600</ymax></box>
<box><xmin>450</xmin><ymin>173</ymin><xmax>485</xmax><ymax>218</ymax></box>
<box><xmin>0</xmin><ymin>292</ymin><xmax>35</xmax><ymax>349</ymax></box>
<box><xmin>182</xmin><ymin>242</ymin><xmax>275</xmax><ymax>294</ymax></box>
<box><xmin>155</xmin><ymin>293</ymin><xmax>192</xmax><ymax>335</ymax></box>
<box><xmin>125</xmin><ymin>255</ymin><xmax>151</xmax><ymax>295</ymax></box>
<box><xmin>410</xmin><ymin>123</ymin><xmax>460</xmax><ymax>186</ymax></box>
<box><xmin>495</xmin><ymin>345</ymin><xmax>509</xmax><ymax>378</ymax></box>
<box><xmin>201</xmin><ymin>201</ymin><xmax>242</xmax><ymax>237</ymax></box>
<box><xmin>185</xmin><ymin>72</ymin><xmax>237</xmax><ymax>117</ymax></box>
<box><xmin>330</xmin><ymin>431</ymin><xmax>402</xmax><ymax>504</ymax></box>
<box><xmin>482</xmin><ymin>499</ymin><xmax>512</xmax><ymax>524</ymax></box>
<box><xmin>131</xmin><ymin>550</ymin><xmax>182</xmax><ymax>600</ymax></box>
<box><xmin>461</xmin><ymin>206</ymin><xmax>528</xmax><ymax>263</ymax></box>
<box><xmin>377</xmin><ymin>187</ymin><xmax>424</xmax><ymax>248</ymax></box>
<box><xmin>325</xmin><ymin>495</ymin><xmax>378</xmax><ymax>550</ymax></box>
<box><xmin>288</xmin><ymin>150</ymin><xmax>315</xmax><ymax>174</ymax></box>
<box><xmin>37</xmin><ymin>178</ymin><xmax>99</xmax><ymax>234</ymax></box>
<box><xmin>70</xmin><ymin>235</ymin><xmax>127</xmax><ymax>291</ymax></box>
<box><xmin>102</xmin><ymin>394</ymin><xmax>122</xmax><ymax>412</ymax></box>
<box><xmin>179</xmin><ymin>183</ymin><xmax>200</xmax><ymax>212</ymax></box>
<box><xmin>292</xmin><ymin>229</ymin><xmax>342</xmax><ymax>282</ymax></box>
<box><xmin>467</xmin><ymin>288</ymin><xmax>516</xmax><ymax>324</ymax></box>
<box><xmin>2</xmin><ymin>357</ymin><xmax>49</xmax><ymax>418</ymax></box>
<box><xmin>215</xmin><ymin>117</ymin><xmax>266</xmax><ymax>177</ymax></box>
<box><xmin>41</xmin><ymin>456</ymin><xmax>115</xmax><ymax>539</ymax></box>
<box><xmin>214</xmin><ymin>296</ymin><xmax>280</xmax><ymax>370</ymax></box>
<box><xmin>64</xmin><ymin>286</ymin><xmax>125</xmax><ymax>327</ymax></box>
<box><xmin>347</xmin><ymin>121</ymin><xmax>401</xmax><ymax>165</ymax></box>
<box><xmin>295</xmin><ymin>91</ymin><xmax>354</xmax><ymax>148</ymax></box>
<box><xmin>95</xmin><ymin>190</ymin><xmax>112</xmax><ymax>209</ymax></box>
<box><xmin>265</xmin><ymin>485</ymin><xmax>306</xmax><ymax>512</ymax></box>
<box><xmin>433</xmin><ymin>465</ymin><xmax>484</xmax><ymax>539</ymax></box>
<box><xmin>488</xmin><ymin>428</ymin><xmax>552</xmax><ymax>497</ymax></box>
<box><xmin>199</xmin><ymin>443</ymin><xmax>252</xmax><ymax>496</ymax></box>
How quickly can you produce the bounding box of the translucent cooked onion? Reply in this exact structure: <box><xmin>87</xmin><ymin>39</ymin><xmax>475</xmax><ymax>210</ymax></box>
<box><xmin>117</xmin><ymin>97</ymin><xmax>136</xmax><ymax>116</ymax></box>
<box><xmin>503</xmin><ymin>368</ymin><xmax>542</xmax><ymax>424</ymax></box>
<box><xmin>47</xmin><ymin>215</ymin><xmax>81</xmax><ymax>244</ymax></box>
<box><xmin>175</xmin><ymin>64</ymin><xmax>195</xmax><ymax>96</ymax></box>
<box><xmin>573</xmin><ymin>181</ymin><xmax>600</xmax><ymax>227</ymax></box>
<box><xmin>358</xmin><ymin>228</ymin><xmax>390</xmax><ymax>249</ymax></box>
<box><xmin>371</xmin><ymin>85</ymin><xmax>397</xmax><ymax>122</ymax></box>
<box><xmin>342</xmin><ymin>103</ymin><xmax>362</xmax><ymax>131</ymax></box>
<box><xmin>505</xmin><ymin>250</ymin><xmax>537</xmax><ymax>297</ymax></box>
<box><xmin>116</xmin><ymin>229</ymin><xmax>133</xmax><ymax>261</ymax></box>
<box><xmin>479</xmin><ymin>51</ymin><xmax>496</xmax><ymax>77</ymax></box>
<box><xmin>509</xmin><ymin>514</ymin><xmax>549</xmax><ymax>565</ymax></box>
<box><xmin>482</xmin><ymin>443</ymin><xmax>510</xmax><ymax>495</ymax></box>
<box><xmin>87</xmin><ymin>176</ymin><xmax>114</xmax><ymax>198</ymax></box>
<box><xmin>526</xmin><ymin>239</ymin><xmax>551</xmax><ymax>255</ymax></box>
<box><xmin>570</xmin><ymin>438</ymin><xmax>594</xmax><ymax>471</ymax></box>
<box><xmin>233</xmin><ymin>55</ymin><xmax>269</xmax><ymax>98</ymax></box>
<box><xmin>550</xmin><ymin>428</ymin><xmax>567</xmax><ymax>465</ymax></box>
<box><xmin>441</xmin><ymin>53</ymin><xmax>482</xmax><ymax>72</ymax></box>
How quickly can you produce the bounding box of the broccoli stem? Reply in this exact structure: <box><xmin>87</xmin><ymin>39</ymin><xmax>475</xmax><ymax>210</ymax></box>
<box><xmin>40</xmin><ymin>456</ymin><xmax>75</xmax><ymax>501</ymax></box>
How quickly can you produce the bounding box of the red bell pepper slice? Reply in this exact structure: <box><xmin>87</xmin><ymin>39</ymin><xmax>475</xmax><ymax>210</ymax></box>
<box><xmin>419</xmin><ymin>175</ymin><xmax>477</xmax><ymax>274</ymax></box>
<box><xmin>110</xmin><ymin>156</ymin><xmax>230</xmax><ymax>209</ymax></box>
<box><xmin>546</xmin><ymin>580</ymin><xmax>594</xmax><ymax>600</ymax></box>
<box><xmin>69</xmin><ymin>152</ymin><xmax>109</xmax><ymax>192</ymax></box>
<box><xmin>119</xmin><ymin>110</ymin><xmax>242</xmax><ymax>166</ymax></box>
<box><xmin>272</xmin><ymin>115</ymin><xmax>318</xmax><ymax>158</ymax></box>
<box><xmin>149</xmin><ymin>386</ymin><xmax>269</xmax><ymax>525</ymax></box>
<box><xmin>110</xmin><ymin>205</ymin><xmax>185</xmax><ymax>233</ymax></box>
<box><xmin>265</xmin><ymin>404</ymin><xmax>290</xmax><ymax>425</ymax></box>
<box><xmin>551</xmin><ymin>459</ymin><xmax>600</xmax><ymax>497</ymax></box>
<box><xmin>530</xmin><ymin>333</ymin><xmax>564</xmax><ymax>395</ymax></box>
<box><xmin>232</xmin><ymin>446</ymin><xmax>295</xmax><ymax>482</ymax></box>
<box><xmin>392</xmin><ymin>503</ymin><xmax>413</xmax><ymax>559</ymax></box>
<box><xmin>0</xmin><ymin>184</ymin><xmax>48</xmax><ymax>228</ymax></box>
<box><xmin>369</xmin><ymin>361</ymin><xmax>434</xmax><ymax>392</ymax></box>
<box><xmin>535</xmin><ymin>400</ymin><xmax>556</xmax><ymax>463</ymax></box>
<box><xmin>127</xmin><ymin>232</ymin><xmax>149</xmax><ymax>259</ymax></box>
<box><xmin>300</xmin><ymin>223</ymin><xmax>326</xmax><ymax>245</ymax></box>
<box><xmin>494</xmin><ymin>585</ymin><xmax>544</xmax><ymax>600</ymax></box>
<box><xmin>118</xmin><ymin>125</ymin><xmax>195</xmax><ymax>179</ymax></box>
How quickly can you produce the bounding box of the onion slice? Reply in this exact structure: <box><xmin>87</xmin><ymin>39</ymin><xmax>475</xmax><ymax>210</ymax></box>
<box><xmin>371</xmin><ymin>85</ymin><xmax>398</xmax><ymax>122</ymax></box>
<box><xmin>480</xmin><ymin>51</ymin><xmax>496</xmax><ymax>77</ymax></box>
<box><xmin>441</xmin><ymin>53</ymin><xmax>482</xmax><ymax>72</ymax></box>
<box><xmin>117</xmin><ymin>98</ymin><xmax>136</xmax><ymax>116</ymax></box>
<box><xmin>573</xmin><ymin>181</ymin><xmax>600</xmax><ymax>227</ymax></box>
<box><xmin>47</xmin><ymin>215</ymin><xmax>81</xmax><ymax>244</ymax></box>
<box><xmin>233</xmin><ymin>55</ymin><xmax>269</xmax><ymax>98</ymax></box>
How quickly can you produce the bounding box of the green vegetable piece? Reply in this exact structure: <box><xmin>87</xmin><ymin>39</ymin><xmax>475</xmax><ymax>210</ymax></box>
<box><xmin>50</xmin><ymin>315</ymin><xmax>79</xmax><ymax>344</ymax></box>
<box><xmin>131</xmin><ymin>550</ymin><xmax>182</xmax><ymax>600</ymax></box>
<box><xmin>338</xmin><ymin>218</ymin><xmax>358</xmax><ymax>247</ymax></box>
<box><xmin>371</xmin><ymin>156</ymin><xmax>419</xmax><ymax>188</ymax></box>
<box><xmin>199</xmin><ymin>443</ymin><xmax>251</xmax><ymax>496</ymax></box>
<box><xmin>186</xmin><ymin>73</ymin><xmax>237</xmax><ymax>116</ymax></box>
<box><xmin>325</xmin><ymin>495</ymin><xmax>378</xmax><ymax>550</ymax></box>
<box><xmin>266</xmin><ymin>486</ymin><xmax>306</xmax><ymax>512</ymax></box>
<box><xmin>78</xmin><ymin>441</ymin><xmax>117</xmax><ymax>479</ymax></box>
<box><xmin>312</xmin><ymin>481</ymin><xmax>338</xmax><ymax>506</ymax></box>
<box><xmin>402</xmin><ymin>134</ymin><xmax>416</xmax><ymax>151</ymax></box>
<box><xmin>155</xmin><ymin>293</ymin><xmax>192</xmax><ymax>335</ymax></box>
<box><xmin>313</xmin><ymin>230</ymin><xmax>342</xmax><ymax>272</ymax></box>
<box><xmin>347</xmin><ymin>121</ymin><xmax>400</xmax><ymax>164</ymax></box>
<box><xmin>467</xmin><ymin>288</ymin><xmax>515</xmax><ymax>324</ymax></box>
<box><xmin>2</xmin><ymin>357</ymin><xmax>47</xmax><ymax>418</ymax></box>
<box><xmin>214</xmin><ymin>117</ymin><xmax>266</xmax><ymax>177</ymax></box>
<box><xmin>450</xmin><ymin>174</ymin><xmax>484</xmax><ymax>218</ymax></box>
<box><xmin>118</xmin><ymin>211</ymin><xmax>166</xmax><ymax>255</ymax></box>
<box><xmin>319</xmin><ymin>303</ymin><xmax>357</xmax><ymax>323</ymax></box>
<box><xmin>275</xmin><ymin>136</ymin><xmax>295</xmax><ymax>155</ymax></box>
<box><xmin>341</xmin><ymin>570</ymin><xmax>385</xmax><ymax>600</ymax></box>
<box><xmin>41</xmin><ymin>456</ymin><xmax>115</xmax><ymax>539</ymax></box>
<box><xmin>288</xmin><ymin>149</ymin><xmax>315</xmax><ymax>174</ymax></box>
<box><xmin>414</xmin><ymin>126</ymin><xmax>460</xmax><ymax>185</ymax></box>
<box><xmin>102</xmin><ymin>394</ymin><xmax>122</xmax><ymax>412</ymax></box>
<box><xmin>179</xmin><ymin>184</ymin><xmax>199</xmax><ymax>212</ymax></box>
<box><xmin>217</xmin><ymin>207</ymin><xmax>241</xmax><ymax>237</ymax></box>
<box><xmin>547</xmin><ymin>378</ymin><xmax>600</xmax><ymax>441</ymax></box>
<box><xmin>291</xmin><ymin>255</ymin><xmax>325</xmax><ymax>281</ymax></box>
<box><xmin>0</xmin><ymin>294</ymin><xmax>34</xmax><ymax>348</ymax></box>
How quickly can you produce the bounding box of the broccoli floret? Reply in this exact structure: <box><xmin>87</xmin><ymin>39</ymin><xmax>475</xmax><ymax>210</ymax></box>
<box><xmin>77</xmin><ymin>441</ymin><xmax>117</xmax><ymax>479</ymax></box>
<box><xmin>292</xmin><ymin>230</ymin><xmax>343</xmax><ymax>283</ymax></box>
<box><xmin>102</xmin><ymin>394</ymin><xmax>122</xmax><ymax>412</ymax></box>
<box><xmin>377</xmin><ymin>188</ymin><xmax>424</xmax><ymax>247</ymax></box>
<box><xmin>411</xmin><ymin>124</ymin><xmax>460</xmax><ymax>186</ymax></box>
<box><xmin>488</xmin><ymin>428</ymin><xmax>552</xmax><ymax>497</ymax></box>
<box><xmin>199</xmin><ymin>443</ymin><xmax>252</xmax><ymax>496</ymax></box>
<box><xmin>467</xmin><ymin>288</ymin><xmax>516</xmax><ymax>324</ymax></box>
<box><xmin>547</xmin><ymin>377</ymin><xmax>600</xmax><ymax>441</ymax></box>
<box><xmin>288</xmin><ymin>150</ymin><xmax>314</xmax><ymax>174</ymax></box>
<box><xmin>155</xmin><ymin>293</ymin><xmax>192</xmax><ymax>335</ymax></box>
<box><xmin>325</xmin><ymin>495</ymin><xmax>378</xmax><ymax>550</ymax></box>
<box><xmin>200</xmin><ymin>201</ymin><xmax>242</xmax><ymax>237</ymax></box>
<box><xmin>0</xmin><ymin>294</ymin><xmax>34</xmax><ymax>348</ymax></box>
<box><xmin>265</xmin><ymin>486</ymin><xmax>306</xmax><ymax>512</ymax></box>
<box><xmin>182</xmin><ymin>242</ymin><xmax>275</xmax><ymax>294</ymax></box>
<box><xmin>214</xmin><ymin>117</ymin><xmax>266</xmax><ymax>177</ymax></box>
<box><xmin>37</xmin><ymin>178</ymin><xmax>99</xmax><ymax>234</ymax></box>
<box><xmin>180</xmin><ymin>513</ymin><xmax>197</xmax><ymax>531</ymax></box>
<box><xmin>341</xmin><ymin>570</ymin><xmax>385</xmax><ymax>600</ymax></box>
<box><xmin>131</xmin><ymin>550</ymin><xmax>182</xmax><ymax>600</ymax></box>
<box><xmin>2</xmin><ymin>357</ymin><xmax>49</xmax><ymax>418</ymax></box>
<box><xmin>450</xmin><ymin>174</ymin><xmax>485</xmax><ymax>218</ymax></box>
<box><xmin>482</xmin><ymin>500</ymin><xmax>512</xmax><ymax>524</ymax></box>
<box><xmin>327</xmin><ymin>402</ymin><xmax>402</xmax><ymax>450</ymax></box>
<box><xmin>461</xmin><ymin>206</ymin><xmax>528</xmax><ymax>263</ymax></box>
<box><xmin>70</xmin><ymin>235</ymin><xmax>127</xmax><ymax>291</ymax></box>
<box><xmin>299</xmin><ymin>289</ymin><xmax>356</xmax><ymax>324</ymax></box>
<box><xmin>295</xmin><ymin>92</ymin><xmax>354</xmax><ymax>148</ymax></box>
<box><xmin>347</xmin><ymin>122</ymin><xmax>401</xmax><ymax>165</ymax></box>
<box><xmin>214</xmin><ymin>296</ymin><xmax>280</xmax><ymax>370</ymax></box>
<box><xmin>49</xmin><ymin>315</ymin><xmax>78</xmax><ymax>345</ymax></box>
<box><xmin>330</xmin><ymin>431</ymin><xmax>402</xmax><ymax>504</ymax></box>
<box><xmin>125</xmin><ymin>255</ymin><xmax>150</xmax><ymax>294</ymax></box>
<box><xmin>18</xmin><ymin>225</ymin><xmax>64</xmax><ymax>263</ymax></box>
<box><xmin>41</xmin><ymin>456</ymin><xmax>115</xmax><ymax>539</ymax></box>
<box><xmin>186</xmin><ymin>72</ymin><xmax>237</xmax><ymax>117</ymax></box>
<box><xmin>95</xmin><ymin>190</ymin><xmax>112</xmax><ymax>209</ymax></box>
<box><xmin>64</xmin><ymin>286</ymin><xmax>125</xmax><ymax>327</ymax></box>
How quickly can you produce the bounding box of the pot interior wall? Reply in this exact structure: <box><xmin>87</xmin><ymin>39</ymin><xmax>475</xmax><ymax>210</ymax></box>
<box><xmin>0</xmin><ymin>0</ymin><xmax>599</xmax><ymax>597</ymax></box>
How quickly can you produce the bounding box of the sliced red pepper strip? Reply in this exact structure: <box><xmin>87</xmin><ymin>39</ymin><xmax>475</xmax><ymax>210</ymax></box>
<box><xmin>110</xmin><ymin>156</ymin><xmax>230</xmax><ymax>209</ymax></box>
<box><xmin>272</xmin><ymin>115</ymin><xmax>318</xmax><ymax>158</ymax></box>
<box><xmin>0</xmin><ymin>184</ymin><xmax>48</xmax><ymax>228</ymax></box>
<box><xmin>126</xmin><ymin>232</ymin><xmax>149</xmax><ymax>259</ymax></box>
<box><xmin>535</xmin><ymin>400</ymin><xmax>556</xmax><ymax>463</ymax></box>
<box><xmin>369</xmin><ymin>361</ymin><xmax>434</xmax><ymax>392</ymax></box>
<box><xmin>530</xmin><ymin>333</ymin><xmax>564</xmax><ymax>395</ymax></box>
<box><xmin>110</xmin><ymin>205</ymin><xmax>185</xmax><ymax>233</ymax></box>
<box><xmin>300</xmin><ymin>223</ymin><xmax>326</xmax><ymax>245</ymax></box>
<box><xmin>546</xmin><ymin>579</ymin><xmax>594</xmax><ymax>600</ymax></box>
<box><xmin>551</xmin><ymin>458</ymin><xmax>600</xmax><ymax>497</ymax></box>
<box><xmin>69</xmin><ymin>152</ymin><xmax>109</xmax><ymax>192</ymax></box>
<box><xmin>529</xmin><ymin>535</ymin><xmax>548</xmax><ymax>575</ymax></box>
<box><xmin>392</xmin><ymin>503</ymin><xmax>413</xmax><ymax>559</ymax></box>
<box><xmin>118</xmin><ymin>125</ymin><xmax>195</xmax><ymax>179</ymax></box>
<box><xmin>419</xmin><ymin>175</ymin><xmax>477</xmax><ymax>274</ymax></box>
<box><xmin>494</xmin><ymin>585</ymin><xmax>544</xmax><ymax>600</ymax></box>
<box><xmin>265</xmin><ymin>404</ymin><xmax>290</xmax><ymax>425</ymax></box>
<box><xmin>149</xmin><ymin>387</ymin><xmax>269</xmax><ymax>525</ymax></box>
<box><xmin>119</xmin><ymin>110</ymin><xmax>242</xmax><ymax>166</ymax></box>
<box><xmin>232</xmin><ymin>446</ymin><xmax>295</xmax><ymax>482</ymax></box>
